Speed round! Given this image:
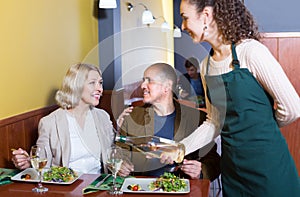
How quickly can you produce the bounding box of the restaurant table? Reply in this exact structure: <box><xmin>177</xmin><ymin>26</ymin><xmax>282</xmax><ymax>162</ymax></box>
<box><xmin>0</xmin><ymin>174</ymin><xmax>210</xmax><ymax>197</ymax></box>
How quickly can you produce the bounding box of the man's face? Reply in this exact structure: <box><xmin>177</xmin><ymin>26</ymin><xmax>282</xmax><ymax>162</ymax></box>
<box><xmin>141</xmin><ymin>68</ymin><xmax>166</xmax><ymax>104</ymax></box>
<box><xmin>186</xmin><ymin>66</ymin><xmax>198</xmax><ymax>79</ymax></box>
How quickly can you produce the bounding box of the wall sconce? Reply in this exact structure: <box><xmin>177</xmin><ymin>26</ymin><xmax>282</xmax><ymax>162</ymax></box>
<box><xmin>153</xmin><ymin>16</ymin><xmax>182</xmax><ymax>38</ymax></box>
<box><xmin>126</xmin><ymin>2</ymin><xmax>155</xmax><ymax>24</ymax></box>
<box><xmin>173</xmin><ymin>25</ymin><xmax>182</xmax><ymax>38</ymax></box>
<box><xmin>99</xmin><ymin>0</ymin><xmax>117</xmax><ymax>9</ymax></box>
<box><xmin>126</xmin><ymin>2</ymin><xmax>181</xmax><ymax>37</ymax></box>
<box><xmin>153</xmin><ymin>16</ymin><xmax>170</xmax><ymax>32</ymax></box>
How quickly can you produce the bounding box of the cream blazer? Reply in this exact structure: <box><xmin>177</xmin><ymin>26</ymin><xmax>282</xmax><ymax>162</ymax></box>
<box><xmin>36</xmin><ymin>107</ymin><xmax>114</xmax><ymax>173</ymax></box>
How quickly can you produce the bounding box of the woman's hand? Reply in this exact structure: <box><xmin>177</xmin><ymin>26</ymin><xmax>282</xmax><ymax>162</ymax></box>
<box><xmin>180</xmin><ymin>159</ymin><xmax>202</xmax><ymax>179</ymax></box>
<box><xmin>117</xmin><ymin>106</ymin><xmax>134</xmax><ymax>128</ymax></box>
<box><xmin>118</xmin><ymin>160</ymin><xmax>134</xmax><ymax>177</ymax></box>
<box><xmin>11</xmin><ymin>148</ymin><xmax>31</xmax><ymax>170</ymax></box>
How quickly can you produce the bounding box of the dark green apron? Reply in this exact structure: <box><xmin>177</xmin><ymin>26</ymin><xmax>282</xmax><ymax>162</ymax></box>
<box><xmin>205</xmin><ymin>44</ymin><xmax>300</xmax><ymax>196</ymax></box>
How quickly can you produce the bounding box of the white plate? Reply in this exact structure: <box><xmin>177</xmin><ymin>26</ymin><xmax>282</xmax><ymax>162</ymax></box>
<box><xmin>11</xmin><ymin>168</ymin><xmax>83</xmax><ymax>185</ymax></box>
<box><xmin>120</xmin><ymin>177</ymin><xmax>190</xmax><ymax>194</ymax></box>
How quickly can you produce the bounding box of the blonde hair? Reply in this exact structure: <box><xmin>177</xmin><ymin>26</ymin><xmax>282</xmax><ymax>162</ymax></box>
<box><xmin>55</xmin><ymin>63</ymin><xmax>102</xmax><ymax>109</ymax></box>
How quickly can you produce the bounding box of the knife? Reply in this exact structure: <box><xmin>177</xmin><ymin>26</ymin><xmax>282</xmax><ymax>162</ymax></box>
<box><xmin>95</xmin><ymin>174</ymin><xmax>111</xmax><ymax>188</ymax></box>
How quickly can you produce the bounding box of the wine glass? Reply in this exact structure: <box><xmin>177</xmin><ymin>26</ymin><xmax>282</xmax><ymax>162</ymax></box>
<box><xmin>30</xmin><ymin>145</ymin><xmax>48</xmax><ymax>193</ymax></box>
<box><xmin>106</xmin><ymin>145</ymin><xmax>123</xmax><ymax>195</ymax></box>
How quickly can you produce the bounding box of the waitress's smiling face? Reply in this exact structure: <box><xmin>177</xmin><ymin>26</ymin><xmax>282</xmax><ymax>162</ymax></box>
<box><xmin>180</xmin><ymin>0</ymin><xmax>205</xmax><ymax>43</ymax></box>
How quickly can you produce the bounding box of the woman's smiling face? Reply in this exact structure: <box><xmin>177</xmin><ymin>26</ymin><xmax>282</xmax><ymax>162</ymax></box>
<box><xmin>180</xmin><ymin>0</ymin><xmax>205</xmax><ymax>43</ymax></box>
<box><xmin>80</xmin><ymin>70</ymin><xmax>103</xmax><ymax>107</ymax></box>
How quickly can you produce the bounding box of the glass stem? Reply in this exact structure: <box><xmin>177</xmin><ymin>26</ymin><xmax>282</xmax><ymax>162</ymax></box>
<box><xmin>113</xmin><ymin>173</ymin><xmax>117</xmax><ymax>190</ymax></box>
<box><xmin>38</xmin><ymin>170</ymin><xmax>43</xmax><ymax>188</ymax></box>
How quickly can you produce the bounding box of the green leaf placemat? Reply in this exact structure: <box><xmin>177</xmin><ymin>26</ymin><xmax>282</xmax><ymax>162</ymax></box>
<box><xmin>0</xmin><ymin>168</ymin><xmax>19</xmax><ymax>186</ymax></box>
<box><xmin>82</xmin><ymin>174</ymin><xmax>125</xmax><ymax>194</ymax></box>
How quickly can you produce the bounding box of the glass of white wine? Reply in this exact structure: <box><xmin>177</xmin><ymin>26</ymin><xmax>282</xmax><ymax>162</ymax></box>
<box><xmin>30</xmin><ymin>145</ymin><xmax>48</xmax><ymax>193</ymax></box>
<box><xmin>106</xmin><ymin>145</ymin><xmax>123</xmax><ymax>195</ymax></box>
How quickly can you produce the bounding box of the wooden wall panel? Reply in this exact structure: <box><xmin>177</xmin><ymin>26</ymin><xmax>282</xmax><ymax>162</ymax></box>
<box><xmin>0</xmin><ymin>126</ymin><xmax>9</xmax><ymax>168</ymax></box>
<box><xmin>281</xmin><ymin>121</ymin><xmax>300</xmax><ymax>173</ymax></box>
<box><xmin>261</xmin><ymin>37</ymin><xmax>278</xmax><ymax>59</ymax></box>
<box><xmin>97</xmin><ymin>89</ymin><xmax>124</xmax><ymax>128</ymax></box>
<box><xmin>278</xmin><ymin>38</ymin><xmax>300</xmax><ymax>95</ymax></box>
<box><xmin>0</xmin><ymin>105</ymin><xmax>58</xmax><ymax>168</ymax></box>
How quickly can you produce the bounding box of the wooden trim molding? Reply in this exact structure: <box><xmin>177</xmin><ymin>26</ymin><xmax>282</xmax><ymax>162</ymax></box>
<box><xmin>261</xmin><ymin>32</ymin><xmax>300</xmax><ymax>38</ymax></box>
<box><xmin>0</xmin><ymin>105</ymin><xmax>58</xmax><ymax>127</ymax></box>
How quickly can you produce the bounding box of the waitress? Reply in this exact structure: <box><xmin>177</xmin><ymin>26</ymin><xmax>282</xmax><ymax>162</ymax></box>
<box><xmin>178</xmin><ymin>0</ymin><xmax>300</xmax><ymax>196</ymax></box>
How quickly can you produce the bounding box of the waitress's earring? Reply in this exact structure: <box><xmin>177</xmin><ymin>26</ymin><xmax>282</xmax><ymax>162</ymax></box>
<box><xmin>203</xmin><ymin>25</ymin><xmax>208</xmax><ymax>36</ymax></box>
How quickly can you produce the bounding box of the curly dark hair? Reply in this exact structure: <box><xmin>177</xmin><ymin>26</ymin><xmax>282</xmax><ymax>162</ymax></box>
<box><xmin>185</xmin><ymin>0</ymin><xmax>260</xmax><ymax>43</ymax></box>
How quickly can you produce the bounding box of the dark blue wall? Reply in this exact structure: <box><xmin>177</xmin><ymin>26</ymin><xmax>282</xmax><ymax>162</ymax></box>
<box><xmin>246</xmin><ymin>0</ymin><xmax>300</xmax><ymax>32</ymax></box>
<box><xmin>173</xmin><ymin>0</ymin><xmax>300</xmax><ymax>72</ymax></box>
<box><xmin>98</xmin><ymin>0</ymin><xmax>122</xmax><ymax>90</ymax></box>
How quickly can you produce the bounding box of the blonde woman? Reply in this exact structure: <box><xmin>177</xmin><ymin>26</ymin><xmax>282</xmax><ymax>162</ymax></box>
<box><xmin>12</xmin><ymin>63</ymin><xmax>128</xmax><ymax>174</ymax></box>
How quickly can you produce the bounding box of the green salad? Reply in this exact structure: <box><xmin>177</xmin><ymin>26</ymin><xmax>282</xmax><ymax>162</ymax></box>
<box><xmin>43</xmin><ymin>166</ymin><xmax>78</xmax><ymax>182</ymax></box>
<box><xmin>148</xmin><ymin>172</ymin><xmax>187</xmax><ymax>192</ymax></box>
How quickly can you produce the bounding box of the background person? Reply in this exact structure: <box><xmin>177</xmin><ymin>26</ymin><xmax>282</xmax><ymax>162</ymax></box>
<box><xmin>12</xmin><ymin>63</ymin><xmax>129</xmax><ymax>174</ymax></box>
<box><xmin>177</xmin><ymin>0</ymin><xmax>300</xmax><ymax>196</ymax></box>
<box><xmin>177</xmin><ymin>57</ymin><xmax>205</xmax><ymax>107</ymax></box>
<box><xmin>118</xmin><ymin>63</ymin><xmax>220</xmax><ymax>181</ymax></box>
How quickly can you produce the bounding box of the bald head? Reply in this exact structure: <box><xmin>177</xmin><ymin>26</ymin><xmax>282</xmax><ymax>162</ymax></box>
<box><xmin>145</xmin><ymin>63</ymin><xmax>177</xmax><ymax>91</ymax></box>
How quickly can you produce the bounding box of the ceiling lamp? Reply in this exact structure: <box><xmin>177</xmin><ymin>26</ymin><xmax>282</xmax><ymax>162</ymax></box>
<box><xmin>99</xmin><ymin>0</ymin><xmax>117</xmax><ymax>9</ymax></box>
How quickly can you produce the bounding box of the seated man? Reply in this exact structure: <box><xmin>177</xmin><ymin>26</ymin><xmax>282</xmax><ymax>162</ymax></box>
<box><xmin>118</xmin><ymin>63</ymin><xmax>220</xmax><ymax>181</ymax></box>
<box><xmin>177</xmin><ymin>57</ymin><xmax>205</xmax><ymax>107</ymax></box>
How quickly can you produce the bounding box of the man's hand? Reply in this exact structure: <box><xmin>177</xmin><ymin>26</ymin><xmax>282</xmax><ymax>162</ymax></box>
<box><xmin>117</xmin><ymin>106</ymin><xmax>134</xmax><ymax>128</ymax></box>
<box><xmin>180</xmin><ymin>159</ymin><xmax>202</xmax><ymax>179</ymax></box>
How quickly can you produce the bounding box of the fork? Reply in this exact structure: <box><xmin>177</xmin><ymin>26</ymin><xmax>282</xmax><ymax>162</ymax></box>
<box><xmin>168</xmin><ymin>163</ymin><xmax>183</xmax><ymax>172</ymax></box>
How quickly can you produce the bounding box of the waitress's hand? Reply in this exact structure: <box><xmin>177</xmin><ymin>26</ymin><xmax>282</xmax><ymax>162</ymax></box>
<box><xmin>117</xmin><ymin>106</ymin><xmax>134</xmax><ymax>128</ymax></box>
<box><xmin>159</xmin><ymin>154</ymin><xmax>174</xmax><ymax>165</ymax></box>
<box><xmin>118</xmin><ymin>160</ymin><xmax>134</xmax><ymax>177</ymax></box>
<box><xmin>11</xmin><ymin>148</ymin><xmax>31</xmax><ymax>170</ymax></box>
<box><xmin>180</xmin><ymin>159</ymin><xmax>202</xmax><ymax>179</ymax></box>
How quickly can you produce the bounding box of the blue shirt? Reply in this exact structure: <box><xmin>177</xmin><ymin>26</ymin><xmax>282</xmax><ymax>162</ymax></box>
<box><xmin>142</xmin><ymin>111</ymin><xmax>176</xmax><ymax>177</ymax></box>
<box><xmin>190</xmin><ymin>78</ymin><xmax>204</xmax><ymax>96</ymax></box>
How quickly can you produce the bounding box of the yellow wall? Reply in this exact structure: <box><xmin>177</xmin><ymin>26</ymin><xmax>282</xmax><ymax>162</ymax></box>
<box><xmin>0</xmin><ymin>0</ymin><xmax>99</xmax><ymax>119</ymax></box>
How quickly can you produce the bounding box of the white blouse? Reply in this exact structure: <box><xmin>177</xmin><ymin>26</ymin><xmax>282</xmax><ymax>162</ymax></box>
<box><xmin>67</xmin><ymin>110</ymin><xmax>101</xmax><ymax>174</ymax></box>
<box><xmin>181</xmin><ymin>39</ymin><xmax>300</xmax><ymax>155</ymax></box>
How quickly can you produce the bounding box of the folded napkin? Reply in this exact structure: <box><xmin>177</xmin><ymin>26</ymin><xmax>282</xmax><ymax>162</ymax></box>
<box><xmin>82</xmin><ymin>174</ymin><xmax>125</xmax><ymax>194</ymax></box>
<box><xmin>0</xmin><ymin>168</ymin><xmax>19</xmax><ymax>186</ymax></box>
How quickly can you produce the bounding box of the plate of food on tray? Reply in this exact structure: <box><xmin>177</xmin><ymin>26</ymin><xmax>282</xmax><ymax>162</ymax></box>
<box><xmin>11</xmin><ymin>166</ymin><xmax>82</xmax><ymax>185</ymax></box>
<box><xmin>120</xmin><ymin>172</ymin><xmax>190</xmax><ymax>194</ymax></box>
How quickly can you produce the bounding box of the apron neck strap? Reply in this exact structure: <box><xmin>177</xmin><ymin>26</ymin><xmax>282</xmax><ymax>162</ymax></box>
<box><xmin>231</xmin><ymin>43</ymin><xmax>240</xmax><ymax>69</ymax></box>
<box><xmin>206</xmin><ymin>43</ymin><xmax>240</xmax><ymax>74</ymax></box>
<box><xmin>205</xmin><ymin>49</ymin><xmax>214</xmax><ymax>74</ymax></box>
